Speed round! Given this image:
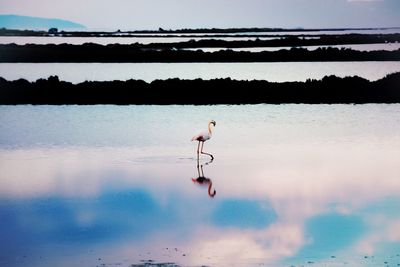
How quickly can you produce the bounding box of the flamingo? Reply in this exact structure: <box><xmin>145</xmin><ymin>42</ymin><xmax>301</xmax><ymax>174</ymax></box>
<box><xmin>191</xmin><ymin>120</ymin><xmax>216</xmax><ymax>160</ymax></box>
<box><xmin>192</xmin><ymin>158</ymin><xmax>216</xmax><ymax>198</ymax></box>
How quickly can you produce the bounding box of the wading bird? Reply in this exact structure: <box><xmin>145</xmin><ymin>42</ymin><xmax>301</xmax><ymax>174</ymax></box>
<box><xmin>191</xmin><ymin>120</ymin><xmax>216</xmax><ymax>160</ymax></box>
<box><xmin>192</xmin><ymin>158</ymin><xmax>216</xmax><ymax>198</ymax></box>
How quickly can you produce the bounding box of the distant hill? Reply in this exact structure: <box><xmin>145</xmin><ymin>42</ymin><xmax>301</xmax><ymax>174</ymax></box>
<box><xmin>0</xmin><ymin>14</ymin><xmax>85</xmax><ymax>30</ymax></box>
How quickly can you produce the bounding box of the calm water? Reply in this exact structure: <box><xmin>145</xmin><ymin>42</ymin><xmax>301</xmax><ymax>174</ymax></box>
<box><xmin>1</xmin><ymin>28</ymin><xmax>400</xmax><ymax>45</ymax></box>
<box><xmin>152</xmin><ymin>29</ymin><xmax>400</xmax><ymax>36</ymax></box>
<box><xmin>0</xmin><ymin>62</ymin><xmax>399</xmax><ymax>83</ymax></box>
<box><xmin>0</xmin><ymin>105</ymin><xmax>400</xmax><ymax>267</ymax></box>
<box><xmin>185</xmin><ymin>43</ymin><xmax>400</xmax><ymax>52</ymax></box>
<box><xmin>0</xmin><ymin>36</ymin><xmax>276</xmax><ymax>45</ymax></box>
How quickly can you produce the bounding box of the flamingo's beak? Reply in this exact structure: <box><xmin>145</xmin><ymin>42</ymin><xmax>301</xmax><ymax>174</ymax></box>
<box><xmin>212</xmin><ymin>121</ymin><xmax>216</xmax><ymax>126</ymax></box>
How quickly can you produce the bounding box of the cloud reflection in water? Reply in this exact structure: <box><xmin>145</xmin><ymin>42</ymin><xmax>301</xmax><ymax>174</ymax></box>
<box><xmin>1</xmin><ymin>105</ymin><xmax>400</xmax><ymax>266</ymax></box>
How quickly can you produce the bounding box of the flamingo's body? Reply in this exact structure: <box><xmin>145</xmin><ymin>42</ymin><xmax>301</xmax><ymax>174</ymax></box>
<box><xmin>191</xmin><ymin>120</ymin><xmax>216</xmax><ymax>159</ymax></box>
<box><xmin>191</xmin><ymin>131</ymin><xmax>211</xmax><ymax>142</ymax></box>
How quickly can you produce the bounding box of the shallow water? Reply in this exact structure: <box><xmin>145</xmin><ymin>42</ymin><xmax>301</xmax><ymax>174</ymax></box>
<box><xmin>185</xmin><ymin>43</ymin><xmax>400</xmax><ymax>52</ymax></box>
<box><xmin>0</xmin><ymin>105</ymin><xmax>399</xmax><ymax>267</ymax></box>
<box><xmin>1</xmin><ymin>62</ymin><xmax>399</xmax><ymax>83</ymax></box>
<box><xmin>1</xmin><ymin>28</ymin><xmax>399</xmax><ymax>45</ymax></box>
<box><xmin>0</xmin><ymin>36</ymin><xmax>276</xmax><ymax>45</ymax></box>
<box><xmin>163</xmin><ymin>28</ymin><xmax>400</xmax><ymax>36</ymax></box>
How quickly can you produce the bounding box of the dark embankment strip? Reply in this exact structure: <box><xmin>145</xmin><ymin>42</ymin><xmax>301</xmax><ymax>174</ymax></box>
<box><xmin>1</xmin><ymin>44</ymin><xmax>399</xmax><ymax>62</ymax></box>
<box><xmin>2</xmin><ymin>29</ymin><xmax>400</xmax><ymax>47</ymax></box>
<box><xmin>134</xmin><ymin>34</ymin><xmax>400</xmax><ymax>49</ymax></box>
<box><xmin>1</xmin><ymin>27</ymin><xmax>399</xmax><ymax>35</ymax></box>
<box><xmin>1</xmin><ymin>73</ymin><xmax>399</xmax><ymax>104</ymax></box>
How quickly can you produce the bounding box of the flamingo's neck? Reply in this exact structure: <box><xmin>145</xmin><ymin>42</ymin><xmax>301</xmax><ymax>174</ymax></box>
<box><xmin>208</xmin><ymin>123</ymin><xmax>213</xmax><ymax>135</ymax></box>
<box><xmin>208</xmin><ymin>182</ymin><xmax>216</xmax><ymax>197</ymax></box>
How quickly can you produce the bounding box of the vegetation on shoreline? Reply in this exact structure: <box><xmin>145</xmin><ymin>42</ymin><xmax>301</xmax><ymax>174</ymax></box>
<box><xmin>1</xmin><ymin>73</ymin><xmax>399</xmax><ymax>104</ymax></box>
<box><xmin>124</xmin><ymin>34</ymin><xmax>400</xmax><ymax>49</ymax></box>
<box><xmin>1</xmin><ymin>27</ymin><xmax>399</xmax><ymax>36</ymax></box>
<box><xmin>1</xmin><ymin>29</ymin><xmax>400</xmax><ymax>48</ymax></box>
<box><xmin>1</xmin><ymin>44</ymin><xmax>399</xmax><ymax>62</ymax></box>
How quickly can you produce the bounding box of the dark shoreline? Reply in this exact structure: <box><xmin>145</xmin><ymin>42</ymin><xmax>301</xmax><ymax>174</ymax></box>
<box><xmin>113</xmin><ymin>34</ymin><xmax>400</xmax><ymax>49</ymax></box>
<box><xmin>3</xmin><ymin>34</ymin><xmax>399</xmax><ymax>47</ymax></box>
<box><xmin>1</xmin><ymin>27</ymin><xmax>399</xmax><ymax>36</ymax></box>
<box><xmin>1</xmin><ymin>44</ymin><xmax>399</xmax><ymax>62</ymax></box>
<box><xmin>1</xmin><ymin>73</ymin><xmax>399</xmax><ymax>104</ymax></box>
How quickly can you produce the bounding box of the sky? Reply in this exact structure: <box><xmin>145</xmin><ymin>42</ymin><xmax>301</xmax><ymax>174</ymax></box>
<box><xmin>0</xmin><ymin>0</ymin><xmax>399</xmax><ymax>30</ymax></box>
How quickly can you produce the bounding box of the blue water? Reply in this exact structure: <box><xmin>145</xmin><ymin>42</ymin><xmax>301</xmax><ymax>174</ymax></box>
<box><xmin>0</xmin><ymin>105</ymin><xmax>400</xmax><ymax>267</ymax></box>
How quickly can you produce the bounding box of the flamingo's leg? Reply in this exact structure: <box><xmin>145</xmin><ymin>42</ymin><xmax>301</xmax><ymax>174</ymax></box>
<box><xmin>200</xmin><ymin>163</ymin><xmax>204</xmax><ymax>177</ymax></box>
<box><xmin>196</xmin><ymin>158</ymin><xmax>201</xmax><ymax>176</ymax></box>
<box><xmin>197</xmin><ymin>141</ymin><xmax>200</xmax><ymax>154</ymax></box>
<box><xmin>200</xmin><ymin>141</ymin><xmax>214</xmax><ymax>160</ymax></box>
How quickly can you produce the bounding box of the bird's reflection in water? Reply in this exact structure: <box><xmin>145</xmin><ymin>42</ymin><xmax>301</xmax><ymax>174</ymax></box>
<box><xmin>192</xmin><ymin>158</ymin><xmax>216</xmax><ymax>198</ymax></box>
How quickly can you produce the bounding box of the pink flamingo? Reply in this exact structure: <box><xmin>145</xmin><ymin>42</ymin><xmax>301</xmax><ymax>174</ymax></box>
<box><xmin>192</xmin><ymin>159</ymin><xmax>216</xmax><ymax>198</ymax></box>
<box><xmin>191</xmin><ymin>120</ymin><xmax>216</xmax><ymax>160</ymax></box>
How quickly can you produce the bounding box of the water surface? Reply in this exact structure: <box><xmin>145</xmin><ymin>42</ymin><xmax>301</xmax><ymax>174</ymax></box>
<box><xmin>0</xmin><ymin>105</ymin><xmax>399</xmax><ymax>267</ymax></box>
<box><xmin>185</xmin><ymin>43</ymin><xmax>400</xmax><ymax>52</ymax></box>
<box><xmin>0</xmin><ymin>62</ymin><xmax>399</xmax><ymax>83</ymax></box>
<box><xmin>0</xmin><ymin>36</ymin><xmax>276</xmax><ymax>45</ymax></box>
<box><xmin>1</xmin><ymin>28</ymin><xmax>399</xmax><ymax>44</ymax></box>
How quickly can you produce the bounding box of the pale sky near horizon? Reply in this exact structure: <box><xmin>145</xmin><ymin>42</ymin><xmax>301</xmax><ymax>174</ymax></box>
<box><xmin>0</xmin><ymin>0</ymin><xmax>399</xmax><ymax>30</ymax></box>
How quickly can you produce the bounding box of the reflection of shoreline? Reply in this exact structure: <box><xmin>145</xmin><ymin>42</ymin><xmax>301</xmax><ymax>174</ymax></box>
<box><xmin>192</xmin><ymin>158</ymin><xmax>216</xmax><ymax>198</ymax></box>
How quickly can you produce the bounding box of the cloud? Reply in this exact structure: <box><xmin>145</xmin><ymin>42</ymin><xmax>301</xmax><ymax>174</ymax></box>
<box><xmin>355</xmin><ymin>217</ymin><xmax>400</xmax><ymax>255</ymax></box>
